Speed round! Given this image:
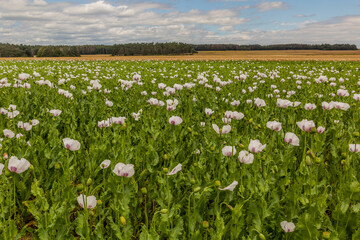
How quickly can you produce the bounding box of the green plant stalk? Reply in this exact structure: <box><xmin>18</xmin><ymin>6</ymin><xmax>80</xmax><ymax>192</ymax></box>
<box><xmin>12</xmin><ymin>177</ymin><xmax>16</xmax><ymax>226</ymax></box>
<box><xmin>83</xmin><ymin>193</ymin><xmax>90</xmax><ymax>240</ymax></box>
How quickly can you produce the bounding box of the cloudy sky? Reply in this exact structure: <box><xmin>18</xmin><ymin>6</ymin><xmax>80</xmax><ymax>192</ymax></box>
<box><xmin>0</xmin><ymin>0</ymin><xmax>359</xmax><ymax>46</ymax></box>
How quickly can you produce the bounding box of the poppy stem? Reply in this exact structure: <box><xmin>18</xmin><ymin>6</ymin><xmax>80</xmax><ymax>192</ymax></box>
<box><xmin>144</xmin><ymin>196</ymin><xmax>148</xmax><ymax>228</ymax></box>
<box><xmin>13</xmin><ymin>177</ymin><xmax>16</xmax><ymax>223</ymax></box>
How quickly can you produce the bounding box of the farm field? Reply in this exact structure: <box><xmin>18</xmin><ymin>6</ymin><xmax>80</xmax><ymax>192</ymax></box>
<box><xmin>1</xmin><ymin>50</ymin><xmax>360</xmax><ymax>61</ymax></box>
<box><xmin>0</xmin><ymin>59</ymin><xmax>360</xmax><ymax>239</ymax></box>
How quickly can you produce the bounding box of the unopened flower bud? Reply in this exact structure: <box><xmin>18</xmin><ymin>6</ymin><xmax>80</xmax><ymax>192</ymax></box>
<box><xmin>202</xmin><ymin>221</ymin><xmax>209</xmax><ymax>228</ymax></box>
<box><xmin>215</xmin><ymin>180</ymin><xmax>221</xmax><ymax>187</ymax></box>
<box><xmin>162</xmin><ymin>168</ymin><xmax>168</xmax><ymax>173</ymax></box>
<box><xmin>306</xmin><ymin>150</ymin><xmax>315</xmax><ymax>158</ymax></box>
<box><xmin>87</xmin><ymin>178</ymin><xmax>92</xmax><ymax>186</ymax></box>
<box><xmin>161</xmin><ymin>209</ymin><xmax>168</xmax><ymax>214</ymax></box>
<box><xmin>322</xmin><ymin>231</ymin><xmax>330</xmax><ymax>239</ymax></box>
<box><xmin>259</xmin><ymin>233</ymin><xmax>266</xmax><ymax>240</ymax></box>
<box><xmin>120</xmin><ymin>216</ymin><xmax>126</xmax><ymax>226</ymax></box>
<box><xmin>141</xmin><ymin>187</ymin><xmax>147</xmax><ymax>194</ymax></box>
<box><xmin>54</xmin><ymin>163</ymin><xmax>61</xmax><ymax>169</ymax></box>
<box><xmin>194</xmin><ymin>187</ymin><xmax>201</xmax><ymax>192</ymax></box>
<box><xmin>306</xmin><ymin>156</ymin><xmax>311</xmax><ymax>166</ymax></box>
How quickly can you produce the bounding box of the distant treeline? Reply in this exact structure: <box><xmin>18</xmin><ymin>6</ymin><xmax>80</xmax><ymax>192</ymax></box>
<box><xmin>112</xmin><ymin>42</ymin><xmax>196</xmax><ymax>56</ymax></box>
<box><xmin>0</xmin><ymin>42</ymin><xmax>357</xmax><ymax>57</ymax></box>
<box><xmin>0</xmin><ymin>42</ymin><xmax>196</xmax><ymax>57</ymax></box>
<box><xmin>193</xmin><ymin>43</ymin><xmax>358</xmax><ymax>51</ymax></box>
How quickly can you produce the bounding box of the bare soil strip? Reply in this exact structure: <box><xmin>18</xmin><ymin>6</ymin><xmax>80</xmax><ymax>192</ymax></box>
<box><xmin>1</xmin><ymin>50</ymin><xmax>360</xmax><ymax>61</ymax></box>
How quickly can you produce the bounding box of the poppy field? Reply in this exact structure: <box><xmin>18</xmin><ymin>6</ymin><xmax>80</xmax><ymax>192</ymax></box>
<box><xmin>0</xmin><ymin>60</ymin><xmax>360</xmax><ymax>239</ymax></box>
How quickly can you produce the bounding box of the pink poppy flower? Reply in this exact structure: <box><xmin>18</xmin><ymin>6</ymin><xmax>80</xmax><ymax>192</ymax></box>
<box><xmin>113</xmin><ymin>163</ymin><xmax>134</xmax><ymax>177</ymax></box>
<box><xmin>77</xmin><ymin>194</ymin><xmax>97</xmax><ymax>209</ymax></box>
<box><xmin>63</xmin><ymin>138</ymin><xmax>81</xmax><ymax>151</ymax></box>
<box><xmin>8</xmin><ymin>156</ymin><xmax>30</xmax><ymax>174</ymax></box>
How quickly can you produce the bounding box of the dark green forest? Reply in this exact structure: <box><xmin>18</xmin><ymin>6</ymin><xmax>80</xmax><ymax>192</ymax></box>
<box><xmin>0</xmin><ymin>42</ymin><xmax>357</xmax><ymax>57</ymax></box>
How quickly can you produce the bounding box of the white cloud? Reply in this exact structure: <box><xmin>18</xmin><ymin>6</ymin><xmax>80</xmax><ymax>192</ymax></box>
<box><xmin>33</xmin><ymin>0</ymin><xmax>47</xmax><ymax>6</ymax></box>
<box><xmin>63</xmin><ymin>1</ymin><xmax>132</xmax><ymax>16</ymax></box>
<box><xmin>248</xmin><ymin>16</ymin><xmax>360</xmax><ymax>45</ymax></box>
<box><xmin>256</xmin><ymin>1</ymin><xmax>288</xmax><ymax>12</ymax></box>
<box><xmin>0</xmin><ymin>0</ymin><xmax>358</xmax><ymax>47</ymax></box>
<box><xmin>295</xmin><ymin>13</ymin><xmax>315</xmax><ymax>18</ymax></box>
<box><xmin>219</xmin><ymin>26</ymin><xmax>234</xmax><ymax>31</ymax></box>
<box><xmin>207</xmin><ymin>0</ymin><xmax>247</xmax><ymax>2</ymax></box>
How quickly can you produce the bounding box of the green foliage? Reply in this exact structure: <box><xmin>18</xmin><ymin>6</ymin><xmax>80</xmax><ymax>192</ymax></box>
<box><xmin>0</xmin><ymin>60</ymin><xmax>359</xmax><ymax>239</ymax></box>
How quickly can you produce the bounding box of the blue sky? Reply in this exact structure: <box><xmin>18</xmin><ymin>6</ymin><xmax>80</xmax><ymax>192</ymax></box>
<box><xmin>0</xmin><ymin>0</ymin><xmax>359</xmax><ymax>46</ymax></box>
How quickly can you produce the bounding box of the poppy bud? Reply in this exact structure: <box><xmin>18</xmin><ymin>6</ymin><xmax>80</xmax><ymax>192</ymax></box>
<box><xmin>306</xmin><ymin>150</ymin><xmax>315</xmax><ymax>158</ymax></box>
<box><xmin>162</xmin><ymin>168</ymin><xmax>168</xmax><ymax>173</ymax></box>
<box><xmin>97</xmin><ymin>199</ymin><xmax>102</xmax><ymax>205</ymax></box>
<box><xmin>315</xmin><ymin>157</ymin><xmax>321</xmax><ymax>164</ymax></box>
<box><xmin>87</xmin><ymin>178</ymin><xmax>92</xmax><ymax>186</ymax></box>
<box><xmin>163</xmin><ymin>154</ymin><xmax>168</xmax><ymax>160</ymax></box>
<box><xmin>215</xmin><ymin>181</ymin><xmax>221</xmax><ymax>187</ymax></box>
<box><xmin>202</xmin><ymin>221</ymin><xmax>209</xmax><ymax>228</ymax></box>
<box><xmin>5</xmin><ymin>169</ymin><xmax>10</xmax><ymax>177</ymax></box>
<box><xmin>306</xmin><ymin>156</ymin><xmax>311</xmax><ymax>166</ymax></box>
<box><xmin>210</xmin><ymin>146</ymin><xmax>215</xmax><ymax>151</ymax></box>
<box><xmin>322</xmin><ymin>232</ymin><xmax>330</xmax><ymax>239</ymax></box>
<box><xmin>341</xmin><ymin>160</ymin><xmax>346</xmax><ymax>165</ymax></box>
<box><xmin>190</xmin><ymin>178</ymin><xmax>195</xmax><ymax>184</ymax></box>
<box><xmin>141</xmin><ymin>187</ymin><xmax>147</xmax><ymax>195</ymax></box>
<box><xmin>259</xmin><ymin>233</ymin><xmax>266</xmax><ymax>240</ymax></box>
<box><xmin>54</xmin><ymin>163</ymin><xmax>61</xmax><ymax>169</ymax></box>
<box><xmin>227</xmin><ymin>205</ymin><xmax>233</xmax><ymax>211</ymax></box>
<box><xmin>3</xmin><ymin>153</ymin><xmax>8</xmax><ymax>160</ymax></box>
<box><xmin>194</xmin><ymin>187</ymin><xmax>201</xmax><ymax>192</ymax></box>
<box><xmin>248</xmin><ymin>118</ymin><xmax>253</xmax><ymax>123</ymax></box>
<box><xmin>29</xmin><ymin>164</ymin><xmax>34</xmax><ymax>171</ymax></box>
<box><xmin>76</xmin><ymin>184</ymin><xmax>84</xmax><ymax>191</ymax></box>
<box><xmin>354</xmin><ymin>132</ymin><xmax>360</xmax><ymax>137</ymax></box>
<box><xmin>161</xmin><ymin>209</ymin><xmax>168</xmax><ymax>214</ymax></box>
<box><xmin>120</xmin><ymin>216</ymin><xmax>126</xmax><ymax>226</ymax></box>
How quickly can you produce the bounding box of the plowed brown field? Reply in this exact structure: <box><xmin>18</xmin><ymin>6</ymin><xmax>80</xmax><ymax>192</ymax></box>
<box><xmin>1</xmin><ymin>50</ymin><xmax>360</xmax><ymax>61</ymax></box>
